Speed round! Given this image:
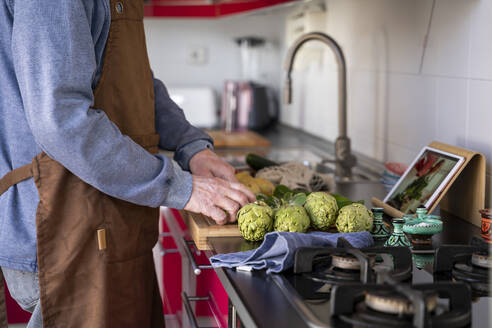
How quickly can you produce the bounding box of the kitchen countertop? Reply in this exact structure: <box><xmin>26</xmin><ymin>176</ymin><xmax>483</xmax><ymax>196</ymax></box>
<box><xmin>206</xmin><ymin>201</ymin><xmax>482</xmax><ymax>328</ymax></box>
<box><xmin>201</xmin><ymin>124</ymin><xmax>484</xmax><ymax>327</ymax></box>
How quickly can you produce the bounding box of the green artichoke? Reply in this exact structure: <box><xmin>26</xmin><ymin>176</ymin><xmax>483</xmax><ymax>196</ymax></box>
<box><xmin>237</xmin><ymin>202</ymin><xmax>274</xmax><ymax>241</ymax></box>
<box><xmin>274</xmin><ymin>205</ymin><xmax>310</xmax><ymax>233</ymax></box>
<box><xmin>336</xmin><ymin>203</ymin><xmax>374</xmax><ymax>233</ymax></box>
<box><xmin>304</xmin><ymin>192</ymin><xmax>338</xmax><ymax>230</ymax></box>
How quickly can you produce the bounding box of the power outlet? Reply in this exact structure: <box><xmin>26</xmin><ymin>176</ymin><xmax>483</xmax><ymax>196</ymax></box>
<box><xmin>187</xmin><ymin>46</ymin><xmax>208</xmax><ymax>66</ymax></box>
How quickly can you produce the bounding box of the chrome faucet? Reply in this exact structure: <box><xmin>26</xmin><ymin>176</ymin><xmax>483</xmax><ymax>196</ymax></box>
<box><xmin>283</xmin><ymin>32</ymin><xmax>356</xmax><ymax>180</ymax></box>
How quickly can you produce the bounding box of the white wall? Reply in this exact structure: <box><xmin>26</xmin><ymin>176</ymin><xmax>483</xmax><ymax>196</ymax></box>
<box><xmin>144</xmin><ymin>12</ymin><xmax>288</xmax><ymax>95</ymax></box>
<box><xmin>281</xmin><ymin>0</ymin><xmax>492</xmax><ymax>207</ymax></box>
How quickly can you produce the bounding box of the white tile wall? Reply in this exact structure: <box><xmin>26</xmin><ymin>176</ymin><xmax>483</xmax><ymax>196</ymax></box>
<box><xmin>386</xmin><ymin>73</ymin><xmax>437</xmax><ymax>151</ymax></box>
<box><xmin>421</xmin><ymin>0</ymin><xmax>474</xmax><ymax>78</ymax></box>
<box><xmin>469</xmin><ymin>0</ymin><xmax>492</xmax><ymax>80</ymax></box>
<box><xmin>435</xmin><ymin>78</ymin><xmax>468</xmax><ymax>147</ymax></box>
<box><xmin>467</xmin><ymin>80</ymin><xmax>492</xmax><ymax>169</ymax></box>
<box><xmin>280</xmin><ymin>0</ymin><xmax>492</xmax><ymax>207</ymax></box>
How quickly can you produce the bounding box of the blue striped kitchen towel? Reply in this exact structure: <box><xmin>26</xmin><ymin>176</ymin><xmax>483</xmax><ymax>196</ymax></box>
<box><xmin>209</xmin><ymin>231</ymin><xmax>374</xmax><ymax>274</ymax></box>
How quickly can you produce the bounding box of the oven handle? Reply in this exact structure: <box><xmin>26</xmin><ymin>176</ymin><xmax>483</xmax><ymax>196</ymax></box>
<box><xmin>181</xmin><ymin>292</ymin><xmax>209</xmax><ymax>328</ymax></box>
<box><xmin>181</xmin><ymin>237</ymin><xmax>213</xmax><ymax>275</ymax></box>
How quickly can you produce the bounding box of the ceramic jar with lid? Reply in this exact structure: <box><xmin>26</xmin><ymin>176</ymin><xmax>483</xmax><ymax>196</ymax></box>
<box><xmin>370</xmin><ymin>208</ymin><xmax>391</xmax><ymax>240</ymax></box>
<box><xmin>384</xmin><ymin>218</ymin><xmax>412</xmax><ymax>247</ymax></box>
<box><xmin>402</xmin><ymin>207</ymin><xmax>442</xmax><ymax>249</ymax></box>
<box><xmin>479</xmin><ymin>208</ymin><xmax>492</xmax><ymax>243</ymax></box>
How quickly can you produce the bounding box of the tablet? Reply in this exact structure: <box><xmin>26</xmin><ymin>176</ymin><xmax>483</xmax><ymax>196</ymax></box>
<box><xmin>383</xmin><ymin>146</ymin><xmax>465</xmax><ymax>214</ymax></box>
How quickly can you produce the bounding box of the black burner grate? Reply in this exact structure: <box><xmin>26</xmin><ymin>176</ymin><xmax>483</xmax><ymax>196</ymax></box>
<box><xmin>293</xmin><ymin>237</ymin><xmax>413</xmax><ymax>284</ymax></box>
<box><xmin>330</xmin><ymin>273</ymin><xmax>472</xmax><ymax>328</ymax></box>
<box><xmin>434</xmin><ymin>236</ymin><xmax>490</xmax><ymax>296</ymax></box>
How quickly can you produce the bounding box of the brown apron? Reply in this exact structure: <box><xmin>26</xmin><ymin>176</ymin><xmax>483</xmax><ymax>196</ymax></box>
<box><xmin>0</xmin><ymin>0</ymin><xmax>164</xmax><ymax>327</ymax></box>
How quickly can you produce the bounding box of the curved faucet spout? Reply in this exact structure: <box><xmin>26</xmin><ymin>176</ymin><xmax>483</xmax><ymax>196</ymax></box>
<box><xmin>283</xmin><ymin>32</ymin><xmax>355</xmax><ymax>179</ymax></box>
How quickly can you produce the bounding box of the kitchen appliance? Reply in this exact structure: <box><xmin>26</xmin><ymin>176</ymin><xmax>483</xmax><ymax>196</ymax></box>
<box><xmin>330</xmin><ymin>274</ymin><xmax>471</xmax><ymax>328</ymax></box>
<box><xmin>272</xmin><ymin>236</ymin><xmax>491</xmax><ymax>327</ymax></box>
<box><xmin>434</xmin><ymin>236</ymin><xmax>490</xmax><ymax>297</ymax></box>
<box><xmin>220</xmin><ymin>80</ymin><xmax>278</xmax><ymax>132</ymax></box>
<box><xmin>221</xmin><ymin>36</ymin><xmax>278</xmax><ymax>132</ymax></box>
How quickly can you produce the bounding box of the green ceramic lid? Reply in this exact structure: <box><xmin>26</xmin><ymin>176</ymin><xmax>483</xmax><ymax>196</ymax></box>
<box><xmin>392</xmin><ymin>217</ymin><xmax>405</xmax><ymax>224</ymax></box>
<box><xmin>416</xmin><ymin>207</ymin><xmax>428</xmax><ymax>217</ymax></box>
<box><xmin>403</xmin><ymin>217</ymin><xmax>443</xmax><ymax>235</ymax></box>
<box><xmin>371</xmin><ymin>207</ymin><xmax>384</xmax><ymax>214</ymax></box>
<box><xmin>402</xmin><ymin>214</ymin><xmax>415</xmax><ymax>221</ymax></box>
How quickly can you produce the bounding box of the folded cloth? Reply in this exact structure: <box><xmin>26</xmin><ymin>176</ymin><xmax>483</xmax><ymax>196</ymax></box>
<box><xmin>210</xmin><ymin>231</ymin><xmax>374</xmax><ymax>274</ymax></box>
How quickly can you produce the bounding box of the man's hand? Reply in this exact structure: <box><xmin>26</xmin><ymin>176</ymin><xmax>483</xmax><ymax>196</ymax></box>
<box><xmin>184</xmin><ymin>175</ymin><xmax>256</xmax><ymax>225</ymax></box>
<box><xmin>189</xmin><ymin>148</ymin><xmax>237</xmax><ymax>182</ymax></box>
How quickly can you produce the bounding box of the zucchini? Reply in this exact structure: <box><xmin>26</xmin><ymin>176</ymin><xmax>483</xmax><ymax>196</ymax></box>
<box><xmin>246</xmin><ymin>153</ymin><xmax>278</xmax><ymax>171</ymax></box>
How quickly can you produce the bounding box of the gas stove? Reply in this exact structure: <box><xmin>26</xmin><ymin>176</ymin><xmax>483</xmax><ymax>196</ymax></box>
<box><xmin>434</xmin><ymin>236</ymin><xmax>491</xmax><ymax>297</ymax></box>
<box><xmin>272</xmin><ymin>237</ymin><xmax>491</xmax><ymax>327</ymax></box>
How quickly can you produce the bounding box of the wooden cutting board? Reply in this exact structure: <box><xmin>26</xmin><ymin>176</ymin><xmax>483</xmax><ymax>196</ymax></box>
<box><xmin>180</xmin><ymin>210</ymin><xmax>241</xmax><ymax>250</ymax></box>
<box><xmin>205</xmin><ymin>130</ymin><xmax>271</xmax><ymax>148</ymax></box>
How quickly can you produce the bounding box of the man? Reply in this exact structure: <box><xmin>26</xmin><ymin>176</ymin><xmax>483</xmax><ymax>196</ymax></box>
<box><xmin>0</xmin><ymin>0</ymin><xmax>255</xmax><ymax>327</ymax></box>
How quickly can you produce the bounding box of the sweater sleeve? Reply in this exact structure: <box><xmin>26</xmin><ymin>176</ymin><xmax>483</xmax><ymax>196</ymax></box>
<box><xmin>153</xmin><ymin>77</ymin><xmax>214</xmax><ymax>171</ymax></box>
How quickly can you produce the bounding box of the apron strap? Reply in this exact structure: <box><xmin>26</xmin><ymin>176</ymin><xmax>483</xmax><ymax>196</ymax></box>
<box><xmin>0</xmin><ymin>269</ymin><xmax>8</xmax><ymax>328</ymax></box>
<box><xmin>0</xmin><ymin>164</ymin><xmax>34</xmax><ymax>326</ymax></box>
<box><xmin>0</xmin><ymin>163</ymin><xmax>33</xmax><ymax>197</ymax></box>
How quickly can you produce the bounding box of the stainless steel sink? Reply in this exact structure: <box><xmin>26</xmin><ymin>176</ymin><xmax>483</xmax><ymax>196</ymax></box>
<box><xmin>312</xmin><ymin>161</ymin><xmax>381</xmax><ymax>183</ymax></box>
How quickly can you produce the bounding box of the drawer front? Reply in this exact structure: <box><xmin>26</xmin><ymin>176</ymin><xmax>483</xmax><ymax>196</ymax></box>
<box><xmin>160</xmin><ymin>208</ymin><xmax>228</xmax><ymax>327</ymax></box>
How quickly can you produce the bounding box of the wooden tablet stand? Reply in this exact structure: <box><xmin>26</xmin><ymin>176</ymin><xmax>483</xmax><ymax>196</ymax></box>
<box><xmin>372</xmin><ymin>141</ymin><xmax>486</xmax><ymax>227</ymax></box>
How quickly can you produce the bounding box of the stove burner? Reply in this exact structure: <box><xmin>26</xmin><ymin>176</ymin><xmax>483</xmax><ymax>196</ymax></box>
<box><xmin>331</xmin><ymin>275</ymin><xmax>472</xmax><ymax>328</ymax></box>
<box><xmin>451</xmin><ymin>262</ymin><xmax>490</xmax><ymax>294</ymax></box>
<box><xmin>434</xmin><ymin>237</ymin><xmax>490</xmax><ymax>296</ymax></box>
<box><xmin>365</xmin><ymin>290</ymin><xmax>438</xmax><ymax>315</ymax></box>
<box><xmin>294</xmin><ymin>238</ymin><xmax>413</xmax><ymax>284</ymax></box>
<box><xmin>310</xmin><ymin>266</ymin><xmax>362</xmax><ymax>283</ymax></box>
<box><xmin>331</xmin><ymin>254</ymin><xmax>376</xmax><ymax>270</ymax></box>
<box><xmin>471</xmin><ymin>253</ymin><xmax>492</xmax><ymax>268</ymax></box>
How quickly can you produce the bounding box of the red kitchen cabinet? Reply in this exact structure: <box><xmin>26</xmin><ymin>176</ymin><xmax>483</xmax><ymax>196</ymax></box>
<box><xmin>144</xmin><ymin>0</ymin><xmax>297</xmax><ymax>18</ymax></box>
<box><xmin>159</xmin><ymin>208</ymin><xmax>228</xmax><ymax>327</ymax></box>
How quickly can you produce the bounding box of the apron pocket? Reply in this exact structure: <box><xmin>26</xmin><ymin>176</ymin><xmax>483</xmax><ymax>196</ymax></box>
<box><xmin>102</xmin><ymin>195</ymin><xmax>159</xmax><ymax>263</ymax></box>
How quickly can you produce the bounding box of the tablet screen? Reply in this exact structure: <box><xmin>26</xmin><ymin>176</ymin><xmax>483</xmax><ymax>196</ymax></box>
<box><xmin>383</xmin><ymin>147</ymin><xmax>464</xmax><ymax>214</ymax></box>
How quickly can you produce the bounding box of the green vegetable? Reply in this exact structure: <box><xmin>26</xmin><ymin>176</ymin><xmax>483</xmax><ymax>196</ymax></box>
<box><xmin>273</xmin><ymin>184</ymin><xmax>291</xmax><ymax>200</ymax></box>
<box><xmin>237</xmin><ymin>201</ymin><xmax>274</xmax><ymax>241</ymax></box>
<box><xmin>274</xmin><ymin>205</ymin><xmax>310</xmax><ymax>233</ymax></box>
<box><xmin>304</xmin><ymin>192</ymin><xmax>338</xmax><ymax>230</ymax></box>
<box><xmin>246</xmin><ymin>154</ymin><xmax>279</xmax><ymax>171</ymax></box>
<box><xmin>332</xmin><ymin>193</ymin><xmax>364</xmax><ymax>209</ymax></box>
<box><xmin>290</xmin><ymin>193</ymin><xmax>307</xmax><ymax>206</ymax></box>
<box><xmin>335</xmin><ymin>203</ymin><xmax>373</xmax><ymax>233</ymax></box>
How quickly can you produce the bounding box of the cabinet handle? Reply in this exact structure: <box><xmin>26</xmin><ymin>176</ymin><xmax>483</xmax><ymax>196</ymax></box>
<box><xmin>182</xmin><ymin>292</ymin><xmax>210</xmax><ymax>328</ymax></box>
<box><xmin>157</xmin><ymin>242</ymin><xmax>179</xmax><ymax>256</ymax></box>
<box><xmin>158</xmin><ymin>233</ymin><xmax>179</xmax><ymax>256</ymax></box>
<box><xmin>181</xmin><ymin>237</ymin><xmax>213</xmax><ymax>275</ymax></box>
